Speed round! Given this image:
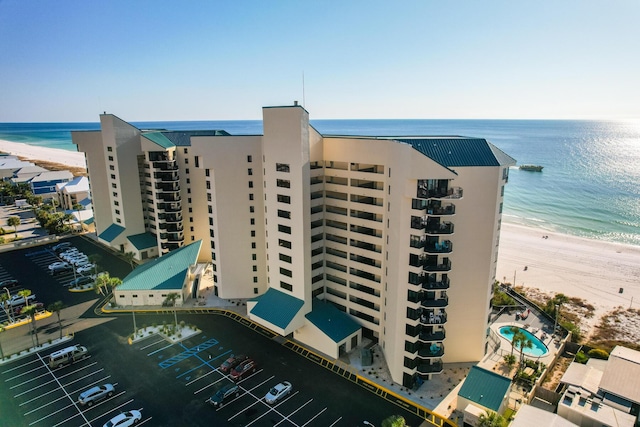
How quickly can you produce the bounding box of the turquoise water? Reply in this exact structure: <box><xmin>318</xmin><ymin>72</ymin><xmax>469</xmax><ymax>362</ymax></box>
<box><xmin>498</xmin><ymin>326</ymin><xmax>549</xmax><ymax>357</ymax></box>
<box><xmin>1</xmin><ymin>119</ymin><xmax>639</xmax><ymax>246</ymax></box>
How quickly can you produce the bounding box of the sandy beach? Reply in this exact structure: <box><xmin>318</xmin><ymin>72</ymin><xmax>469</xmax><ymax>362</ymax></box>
<box><xmin>497</xmin><ymin>222</ymin><xmax>640</xmax><ymax>334</ymax></box>
<box><xmin>0</xmin><ymin>139</ymin><xmax>86</xmax><ymax>169</ymax></box>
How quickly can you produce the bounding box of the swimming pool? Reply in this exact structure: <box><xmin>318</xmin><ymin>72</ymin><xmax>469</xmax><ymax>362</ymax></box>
<box><xmin>498</xmin><ymin>326</ymin><xmax>549</xmax><ymax>357</ymax></box>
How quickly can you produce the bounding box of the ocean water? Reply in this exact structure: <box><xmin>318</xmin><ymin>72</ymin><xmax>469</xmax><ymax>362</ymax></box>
<box><xmin>1</xmin><ymin>119</ymin><xmax>639</xmax><ymax>246</ymax></box>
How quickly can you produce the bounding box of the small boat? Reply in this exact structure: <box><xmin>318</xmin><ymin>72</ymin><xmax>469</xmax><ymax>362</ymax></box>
<box><xmin>519</xmin><ymin>164</ymin><xmax>543</xmax><ymax>172</ymax></box>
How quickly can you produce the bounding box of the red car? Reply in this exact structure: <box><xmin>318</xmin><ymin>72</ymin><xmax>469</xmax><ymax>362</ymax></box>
<box><xmin>219</xmin><ymin>354</ymin><xmax>248</xmax><ymax>374</ymax></box>
<box><xmin>229</xmin><ymin>359</ymin><xmax>257</xmax><ymax>381</ymax></box>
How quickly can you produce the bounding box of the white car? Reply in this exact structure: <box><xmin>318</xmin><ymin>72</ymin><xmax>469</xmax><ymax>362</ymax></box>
<box><xmin>60</xmin><ymin>248</ymin><xmax>80</xmax><ymax>257</ymax></box>
<box><xmin>103</xmin><ymin>410</ymin><xmax>142</xmax><ymax>427</ymax></box>
<box><xmin>76</xmin><ymin>264</ymin><xmax>96</xmax><ymax>274</ymax></box>
<box><xmin>48</xmin><ymin>261</ymin><xmax>70</xmax><ymax>270</ymax></box>
<box><xmin>78</xmin><ymin>383</ymin><xmax>115</xmax><ymax>406</ymax></box>
<box><xmin>264</xmin><ymin>381</ymin><xmax>292</xmax><ymax>404</ymax></box>
<box><xmin>69</xmin><ymin>257</ymin><xmax>89</xmax><ymax>266</ymax></box>
<box><xmin>8</xmin><ymin>294</ymin><xmax>36</xmax><ymax>307</ymax></box>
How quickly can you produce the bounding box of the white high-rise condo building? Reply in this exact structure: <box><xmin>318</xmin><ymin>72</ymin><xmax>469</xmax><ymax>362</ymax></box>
<box><xmin>73</xmin><ymin>104</ymin><xmax>515</xmax><ymax>387</ymax></box>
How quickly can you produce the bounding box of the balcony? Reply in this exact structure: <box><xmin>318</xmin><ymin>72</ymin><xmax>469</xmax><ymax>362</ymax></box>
<box><xmin>425</xmin><ymin>222</ymin><xmax>454</xmax><ymax>235</ymax></box>
<box><xmin>421</xmin><ymin>276</ymin><xmax>450</xmax><ymax>290</ymax></box>
<box><xmin>159</xmin><ymin>223</ymin><xmax>184</xmax><ymax>232</ymax></box>
<box><xmin>423</xmin><ymin>240</ymin><xmax>452</xmax><ymax>254</ymax></box>
<box><xmin>422</xmin><ymin>259</ymin><xmax>451</xmax><ymax>272</ymax></box>
<box><xmin>159</xmin><ymin>213</ymin><xmax>182</xmax><ymax>223</ymax></box>
<box><xmin>417</xmin><ymin>185</ymin><xmax>463</xmax><ymax>200</ymax></box>
<box><xmin>420</xmin><ymin>295</ymin><xmax>449</xmax><ymax>308</ymax></box>
<box><xmin>418</xmin><ymin>329</ymin><xmax>446</xmax><ymax>342</ymax></box>
<box><xmin>419</xmin><ymin>311</ymin><xmax>447</xmax><ymax>325</ymax></box>
<box><xmin>418</xmin><ymin>344</ymin><xmax>445</xmax><ymax>358</ymax></box>
<box><xmin>417</xmin><ymin>360</ymin><xmax>443</xmax><ymax>374</ymax></box>
<box><xmin>425</xmin><ymin>202</ymin><xmax>455</xmax><ymax>216</ymax></box>
<box><xmin>158</xmin><ymin>193</ymin><xmax>181</xmax><ymax>203</ymax></box>
<box><xmin>152</xmin><ymin>160</ymin><xmax>178</xmax><ymax>170</ymax></box>
<box><xmin>160</xmin><ymin>232</ymin><xmax>184</xmax><ymax>243</ymax></box>
<box><xmin>156</xmin><ymin>182</ymin><xmax>180</xmax><ymax>192</ymax></box>
<box><xmin>161</xmin><ymin>242</ymin><xmax>181</xmax><ymax>252</ymax></box>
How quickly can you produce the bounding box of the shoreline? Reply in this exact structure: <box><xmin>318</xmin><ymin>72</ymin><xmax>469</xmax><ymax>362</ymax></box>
<box><xmin>0</xmin><ymin>138</ymin><xmax>86</xmax><ymax>169</ymax></box>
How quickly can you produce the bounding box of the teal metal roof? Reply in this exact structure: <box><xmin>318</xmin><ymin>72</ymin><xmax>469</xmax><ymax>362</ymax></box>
<box><xmin>250</xmin><ymin>288</ymin><xmax>304</xmax><ymax>330</ymax></box>
<box><xmin>83</xmin><ymin>217</ymin><xmax>94</xmax><ymax>225</ymax></box>
<box><xmin>118</xmin><ymin>240</ymin><xmax>202</xmax><ymax>291</ymax></box>
<box><xmin>127</xmin><ymin>232</ymin><xmax>157</xmax><ymax>250</ymax></box>
<box><xmin>458</xmin><ymin>366</ymin><xmax>512</xmax><ymax>411</ymax></box>
<box><xmin>142</xmin><ymin>132</ymin><xmax>176</xmax><ymax>149</ymax></box>
<box><xmin>98</xmin><ymin>223</ymin><xmax>125</xmax><ymax>242</ymax></box>
<box><xmin>396</xmin><ymin>137</ymin><xmax>506</xmax><ymax>167</ymax></box>
<box><xmin>306</xmin><ymin>299</ymin><xmax>360</xmax><ymax>343</ymax></box>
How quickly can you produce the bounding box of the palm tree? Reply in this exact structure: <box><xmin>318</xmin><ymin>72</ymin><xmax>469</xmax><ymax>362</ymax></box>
<box><xmin>21</xmin><ymin>304</ymin><xmax>40</xmax><ymax>348</ymax></box>
<box><xmin>88</xmin><ymin>254</ymin><xmax>102</xmax><ymax>277</ymax></box>
<box><xmin>7</xmin><ymin>216</ymin><xmax>20</xmax><ymax>238</ymax></box>
<box><xmin>0</xmin><ymin>323</ymin><xmax>5</xmax><ymax>359</ymax></box>
<box><xmin>108</xmin><ymin>277</ymin><xmax>122</xmax><ymax>294</ymax></box>
<box><xmin>93</xmin><ymin>273</ymin><xmax>110</xmax><ymax>296</ymax></box>
<box><xmin>509</xmin><ymin>326</ymin><xmax>524</xmax><ymax>358</ymax></box>
<box><xmin>477</xmin><ymin>410</ymin><xmax>505</xmax><ymax>427</ymax></box>
<box><xmin>0</xmin><ymin>293</ymin><xmax>13</xmax><ymax>323</ymax></box>
<box><xmin>123</xmin><ymin>251</ymin><xmax>136</xmax><ymax>270</ymax></box>
<box><xmin>518</xmin><ymin>337</ymin><xmax>533</xmax><ymax>366</ymax></box>
<box><xmin>17</xmin><ymin>289</ymin><xmax>32</xmax><ymax>304</ymax></box>
<box><xmin>47</xmin><ymin>301</ymin><xmax>66</xmax><ymax>340</ymax></box>
<box><xmin>163</xmin><ymin>293</ymin><xmax>180</xmax><ymax>326</ymax></box>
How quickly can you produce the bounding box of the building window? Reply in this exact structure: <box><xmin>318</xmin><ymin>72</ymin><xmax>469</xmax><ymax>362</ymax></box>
<box><xmin>277</xmin><ymin>194</ymin><xmax>291</xmax><ymax>204</ymax></box>
<box><xmin>278</xmin><ymin>239</ymin><xmax>291</xmax><ymax>249</ymax></box>
<box><xmin>251</xmin><ymin>230</ymin><xmax>256</xmax><ymax>237</ymax></box>
<box><xmin>253</xmin><ymin>276</ymin><xmax>258</xmax><ymax>283</ymax></box>
<box><xmin>190</xmin><ymin>226</ymin><xmax>194</xmax><ymax>232</ymax></box>
<box><xmin>188</xmin><ymin>198</ymin><xmax>192</xmax><ymax>203</ymax></box>
<box><xmin>279</xmin><ymin>253</ymin><xmax>292</xmax><ymax>263</ymax></box>
<box><xmin>111</xmin><ymin>183</ymin><xmax>117</xmax><ymax>189</ymax></box>
<box><xmin>208</xmin><ymin>205</ymin><xmax>212</xmax><ymax>214</ymax></box>
<box><xmin>248</xmin><ymin>181</ymin><xmax>253</xmax><ymax>188</ymax></box>
<box><xmin>249</xmin><ymin>206</ymin><xmax>254</xmax><ymax>213</ymax></box>
<box><xmin>207</xmin><ymin>194</ymin><xmax>211</xmax><ymax>202</ymax></box>
<box><xmin>249</xmin><ymin>193</ymin><xmax>254</xmax><ymax>201</ymax></box>
<box><xmin>185</xmin><ymin>168</ymin><xmax>189</xmax><ymax>174</ymax></box>
<box><xmin>254</xmin><ymin>288</ymin><xmax>258</xmax><ymax>294</ymax></box>
<box><xmin>110</xmin><ymin>174</ymin><xmax>116</xmax><ymax>179</ymax></box>
<box><xmin>280</xmin><ymin>268</ymin><xmax>292</xmax><ymax>277</ymax></box>
<box><xmin>109</xmin><ymin>165</ymin><xmax>115</xmax><ymax>171</ymax></box>
<box><xmin>184</xmin><ymin>158</ymin><xmax>189</xmax><ymax>164</ymax></box>
<box><xmin>280</xmin><ymin>281</ymin><xmax>293</xmax><ymax>292</ymax></box>
<box><xmin>107</xmin><ymin>147</ymin><xmax>113</xmax><ymax>152</ymax></box>
<box><xmin>248</xmin><ymin>168</ymin><xmax>253</xmax><ymax>176</ymax></box>
<box><xmin>206</xmin><ymin>181</ymin><xmax>210</xmax><ymax>190</ymax></box>
<box><xmin>205</xmin><ymin>169</ymin><xmax>210</xmax><ymax>177</ymax></box>
<box><xmin>194</xmin><ymin>156</ymin><xmax>199</xmax><ymax>167</ymax></box>
<box><xmin>276</xmin><ymin>163</ymin><xmax>290</xmax><ymax>173</ymax></box>
<box><xmin>108</xmin><ymin>156</ymin><xmax>114</xmax><ymax>161</ymax></box>
<box><xmin>252</xmin><ymin>254</ymin><xmax>257</xmax><ymax>261</ymax></box>
<box><xmin>250</xmin><ymin>218</ymin><xmax>255</xmax><ymax>225</ymax></box>
<box><xmin>277</xmin><ymin>179</ymin><xmax>290</xmax><ymax>188</ymax></box>
<box><xmin>186</xmin><ymin>178</ymin><xmax>190</xmax><ymax>184</ymax></box>
<box><xmin>113</xmin><ymin>192</ymin><xmax>118</xmax><ymax>197</ymax></box>
<box><xmin>251</xmin><ymin>242</ymin><xmax>256</xmax><ymax>249</ymax></box>
<box><xmin>115</xmin><ymin>209</ymin><xmax>120</xmax><ymax>215</ymax></box>
<box><xmin>252</xmin><ymin>265</ymin><xmax>257</xmax><ymax>272</ymax></box>
<box><xmin>277</xmin><ymin>209</ymin><xmax>291</xmax><ymax>219</ymax></box>
<box><xmin>183</xmin><ymin>148</ymin><xmax>188</xmax><ymax>154</ymax></box>
<box><xmin>247</xmin><ymin>155</ymin><xmax>252</xmax><ymax>162</ymax></box>
<box><xmin>116</xmin><ymin>218</ymin><xmax>121</xmax><ymax>223</ymax></box>
<box><xmin>278</xmin><ymin>224</ymin><xmax>291</xmax><ymax>234</ymax></box>
<box><xmin>114</xmin><ymin>201</ymin><xmax>119</xmax><ymax>206</ymax></box>
<box><xmin>188</xmin><ymin>207</ymin><xmax>192</xmax><ymax>213</ymax></box>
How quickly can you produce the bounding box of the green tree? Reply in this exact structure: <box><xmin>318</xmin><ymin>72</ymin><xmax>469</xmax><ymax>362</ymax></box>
<box><xmin>47</xmin><ymin>301</ymin><xmax>66</xmax><ymax>340</ymax></box>
<box><xmin>0</xmin><ymin>293</ymin><xmax>13</xmax><ymax>323</ymax></box>
<box><xmin>21</xmin><ymin>304</ymin><xmax>41</xmax><ymax>348</ymax></box>
<box><xmin>7</xmin><ymin>216</ymin><xmax>20</xmax><ymax>238</ymax></box>
<box><xmin>478</xmin><ymin>411</ymin><xmax>505</xmax><ymax>427</ymax></box>
<box><xmin>382</xmin><ymin>415</ymin><xmax>407</xmax><ymax>427</ymax></box>
<box><xmin>508</xmin><ymin>326</ymin><xmax>524</xmax><ymax>358</ymax></box>
<box><xmin>518</xmin><ymin>337</ymin><xmax>533</xmax><ymax>366</ymax></box>
<box><xmin>123</xmin><ymin>252</ymin><xmax>136</xmax><ymax>270</ymax></box>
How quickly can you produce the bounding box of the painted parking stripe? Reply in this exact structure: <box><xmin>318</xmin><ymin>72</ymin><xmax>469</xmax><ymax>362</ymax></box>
<box><xmin>21</xmin><ymin>374</ymin><xmax>111</xmax><ymax>409</ymax></box>
<box><xmin>158</xmin><ymin>338</ymin><xmax>219</xmax><ymax>369</ymax></box>
<box><xmin>243</xmin><ymin>390</ymin><xmax>299</xmax><ymax>427</ymax></box>
<box><xmin>176</xmin><ymin>349</ymin><xmax>232</xmax><ymax>379</ymax></box>
<box><xmin>186</xmin><ymin>369</ymin><xmax>217</xmax><ymax>386</ymax></box>
<box><xmin>273</xmin><ymin>398</ymin><xmax>313</xmax><ymax>427</ymax></box>
<box><xmin>193</xmin><ymin>376</ymin><xmax>226</xmax><ymax>395</ymax></box>
<box><xmin>328</xmin><ymin>416</ymin><xmax>343</xmax><ymax>426</ymax></box>
<box><xmin>146</xmin><ymin>342</ymin><xmax>174</xmax><ymax>356</ymax></box>
<box><xmin>139</xmin><ymin>337</ymin><xmax>165</xmax><ymax>351</ymax></box>
<box><xmin>300</xmin><ymin>407</ymin><xmax>328</xmax><ymax>427</ymax></box>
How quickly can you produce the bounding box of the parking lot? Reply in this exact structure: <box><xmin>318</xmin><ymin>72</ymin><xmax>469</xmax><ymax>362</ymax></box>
<box><xmin>0</xmin><ymin>237</ymin><xmax>426</xmax><ymax>427</ymax></box>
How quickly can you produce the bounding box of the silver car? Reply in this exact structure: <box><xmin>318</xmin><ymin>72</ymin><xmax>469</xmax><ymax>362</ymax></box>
<box><xmin>78</xmin><ymin>383</ymin><xmax>115</xmax><ymax>406</ymax></box>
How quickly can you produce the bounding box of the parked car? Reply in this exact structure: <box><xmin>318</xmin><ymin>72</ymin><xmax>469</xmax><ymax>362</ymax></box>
<box><xmin>15</xmin><ymin>302</ymin><xmax>44</xmax><ymax>315</ymax></box>
<box><xmin>67</xmin><ymin>276</ymin><xmax>94</xmax><ymax>288</ymax></box>
<box><xmin>229</xmin><ymin>359</ymin><xmax>257</xmax><ymax>381</ymax></box>
<box><xmin>51</xmin><ymin>264</ymin><xmax>73</xmax><ymax>275</ymax></box>
<box><xmin>264</xmin><ymin>381</ymin><xmax>292</xmax><ymax>404</ymax></box>
<box><xmin>52</xmin><ymin>242</ymin><xmax>72</xmax><ymax>252</ymax></box>
<box><xmin>48</xmin><ymin>262</ymin><xmax>70</xmax><ymax>271</ymax></box>
<box><xmin>7</xmin><ymin>293</ymin><xmax>36</xmax><ymax>307</ymax></box>
<box><xmin>207</xmin><ymin>383</ymin><xmax>240</xmax><ymax>407</ymax></box>
<box><xmin>78</xmin><ymin>383</ymin><xmax>115</xmax><ymax>406</ymax></box>
<box><xmin>103</xmin><ymin>410</ymin><xmax>142</xmax><ymax>427</ymax></box>
<box><xmin>219</xmin><ymin>354</ymin><xmax>248</xmax><ymax>374</ymax></box>
<box><xmin>0</xmin><ymin>279</ymin><xmax>19</xmax><ymax>288</ymax></box>
<box><xmin>60</xmin><ymin>248</ymin><xmax>80</xmax><ymax>256</ymax></box>
<box><xmin>61</xmin><ymin>252</ymin><xmax>83</xmax><ymax>261</ymax></box>
<box><xmin>69</xmin><ymin>257</ymin><xmax>89</xmax><ymax>266</ymax></box>
<box><xmin>76</xmin><ymin>264</ymin><xmax>96</xmax><ymax>274</ymax></box>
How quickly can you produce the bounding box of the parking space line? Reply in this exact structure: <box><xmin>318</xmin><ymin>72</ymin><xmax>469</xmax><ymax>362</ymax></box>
<box><xmin>185</xmin><ymin>369</ymin><xmax>217</xmax><ymax>386</ymax></box>
<box><xmin>27</xmin><ymin>354</ymin><xmax>91</xmax><ymax>427</ymax></box>
<box><xmin>146</xmin><ymin>342</ymin><xmax>174</xmax><ymax>356</ymax></box>
<box><xmin>227</xmin><ymin>398</ymin><xmax>263</xmax><ymax>421</ymax></box>
<box><xmin>20</xmin><ymin>374</ymin><xmax>111</xmax><ymax>409</ymax></box>
<box><xmin>300</xmin><ymin>407</ymin><xmax>328</xmax><ymax>427</ymax></box>
<box><xmin>80</xmin><ymin>390</ymin><xmax>126</xmax><ymax>414</ymax></box>
<box><xmin>139</xmin><ymin>337</ymin><xmax>165</xmax><ymax>351</ymax></box>
<box><xmin>4</xmin><ymin>363</ymin><xmax>50</xmax><ymax>383</ymax></box>
<box><xmin>273</xmin><ymin>398</ymin><xmax>313</xmax><ymax>427</ymax></box>
<box><xmin>89</xmin><ymin>398</ymin><xmax>134</xmax><ymax>424</ymax></box>
<box><xmin>2</xmin><ymin>358</ymin><xmax>43</xmax><ymax>374</ymax></box>
<box><xmin>243</xmin><ymin>390</ymin><xmax>299</xmax><ymax>427</ymax></box>
<box><xmin>158</xmin><ymin>338</ymin><xmax>219</xmax><ymax>369</ymax></box>
<box><xmin>176</xmin><ymin>349</ymin><xmax>232</xmax><ymax>379</ymax></box>
<box><xmin>328</xmin><ymin>416</ymin><xmax>342</xmax><ymax>426</ymax></box>
<box><xmin>193</xmin><ymin>376</ymin><xmax>226</xmax><ymax>395</ymax></box>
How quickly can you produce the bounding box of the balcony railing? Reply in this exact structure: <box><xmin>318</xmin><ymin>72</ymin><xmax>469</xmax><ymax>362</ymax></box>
<box><xmin>418</xmin><ymin>344</ymin><xmax>445</xmax><ymax>358</ymax></box>
<box><xmin>417</xmin><ymin>187</ymin><xmax>463</xmax><ymax>200</ymax></box>
<box><xmin>152</xmin><ymin>161</ymin><xmax>178</xmax><ymax>170</ymax></box>
<box><xmin>418</xmin><ymin>330</ymin><xmax>446</xmax><ymax>342</ymax></box>
<box><xmin>419</xmin><ymin>311</ymin><xmax>447</xmax><ymax>325</ymax></box>
<box><xmin>154</xmin><ymin>171</ymin><xmax>180</xmax><ymax>181</ymax></box>
<box><xmin>425</xmin><ymin>203</ymin><xmax>456</xmax><ymax>216</ymax></box>
<box><xmin>420</xmin><ymin>296</ymin><xmax>449</xmax><ymax>308</ymax></box>
<box><xmin>155</xmin><ymin>182</ymin><xmax>180</xmax><ymax>192</ymax></box>
<box><xmin>425</xmin><ymin>222</ymin><xmax>454</xmax><ymax>235</ymax></box>
<box><xmin>423</xmin><ymin>240</ymin><xmax>452</xmax><ymax>254</ymax></box>
<box><xmin>421</xmin><ymin>276</ymin><xmax>450</xmax><ymax>290</ymax></box>
<box><xmin>422</xmin><ymin>259</ymin><xmax>451</xmax><ymax>272</ymax></box>
<box><xmin>158</xmin><ymin>193</ymin><xmax>181</xmax><ymax>202</ymax></box>
<box><xmin>417</xmin><ymin>360</ymin><xmax>443</xmax><ymax>374</ymax></box>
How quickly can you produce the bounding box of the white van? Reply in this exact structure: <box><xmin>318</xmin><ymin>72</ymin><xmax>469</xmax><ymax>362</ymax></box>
<box><xmin>48</xmin><ymin>345</ymin><xmax>88</xmax><ymax>368</ymax></box>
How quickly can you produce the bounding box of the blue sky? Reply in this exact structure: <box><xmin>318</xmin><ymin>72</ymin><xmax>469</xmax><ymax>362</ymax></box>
<box><xmin>1</xmin><ymin>0</ymin><xmax>639</xmax><ymax>121</ymax></box>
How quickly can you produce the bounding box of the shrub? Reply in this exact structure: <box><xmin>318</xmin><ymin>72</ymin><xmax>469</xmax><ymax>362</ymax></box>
<box><xmin>575</xmin><ymin>350</ymin><xmax>589</xmax><ymax>364</ymax></box>
<box><xmin>503</xmin><ymin>354</ymin><xmax>517</xmax><ymax>367</ymax></box>
<box><xmin>588</xmin><ymin>348</ymin><xmax>610</xmax><ymax>360</ymax></box>
<box><xmin>179</xmin><ymin>320</ymin><xmax>185</xmax><ymax>328</ymax></box>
